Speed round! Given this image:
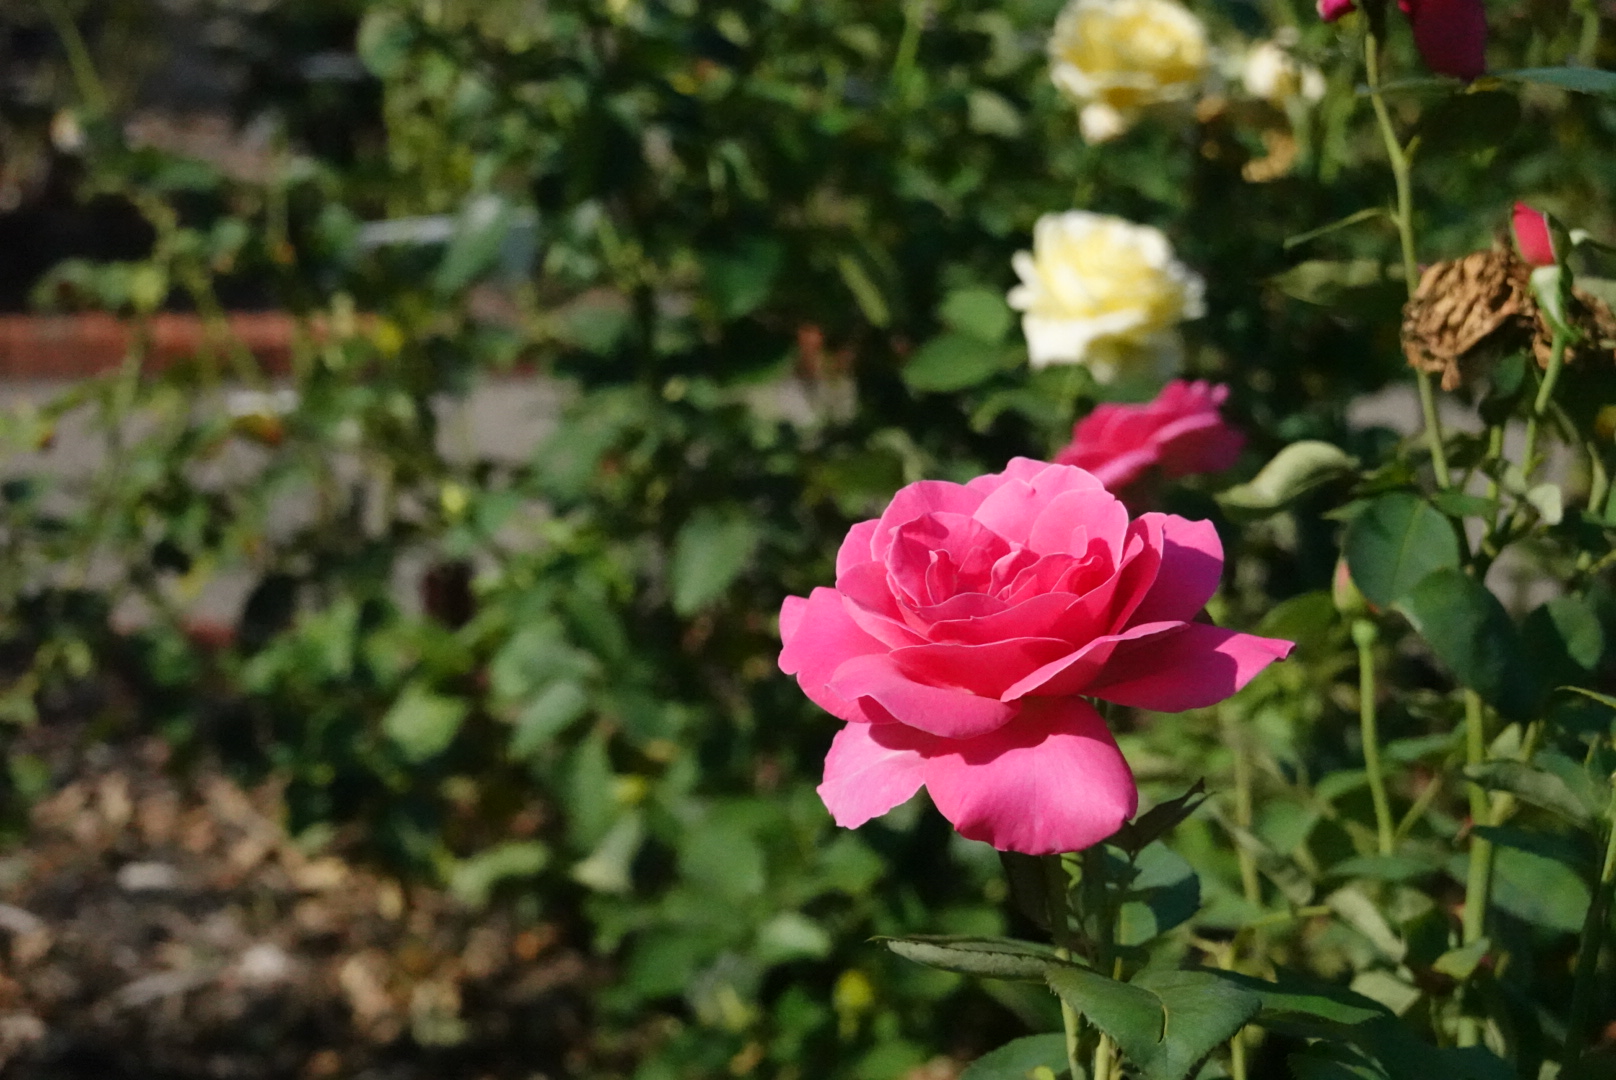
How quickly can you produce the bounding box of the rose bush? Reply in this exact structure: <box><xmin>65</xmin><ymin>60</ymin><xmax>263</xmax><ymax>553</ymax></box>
<box><xmin>1054</xmin><ymin>379</ymin><xmax>1244</xmax><ymax>498</ymax></box>
<box><xmin>778</xmin><ymin>458</ymin><xmax>1293</xmax><ymax>854</ymax></box>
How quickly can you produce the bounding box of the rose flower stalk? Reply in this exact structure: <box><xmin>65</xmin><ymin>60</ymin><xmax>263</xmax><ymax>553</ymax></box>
<box><xmin>778</xmin><ymin>459</ymin><xmax>1292</xmax><ymax>854</ymax></box>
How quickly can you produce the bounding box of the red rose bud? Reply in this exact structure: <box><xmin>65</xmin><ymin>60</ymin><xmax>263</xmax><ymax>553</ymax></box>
<box><xmin>1512</xmin><ymin>203</ymin><xmax>1558</xmax><ymax>267</ymax></box>
<box><xmin>1404</xmin><ymin>0</ymin><xmax>1487</xmax><ymax>80</ymax></box>
<box><xmin>1317</xmin><ymin>0</ymin><xmax>1356</xmax><ymax>19</ymax></box>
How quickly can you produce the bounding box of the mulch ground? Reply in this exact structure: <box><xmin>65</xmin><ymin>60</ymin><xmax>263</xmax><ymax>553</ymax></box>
<box><xmin>0</xmin><ymin>737</ymin><xmax>602</xmax><ymax>1080</ymax></box>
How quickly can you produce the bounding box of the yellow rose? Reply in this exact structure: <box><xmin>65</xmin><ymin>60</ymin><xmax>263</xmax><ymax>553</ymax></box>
<box><xmin>1006</xmin><ymin>211</ymin><xmax>1205</xmax><ymax>380</ymax></box>
<box><xmin>1049</xmin><ymin>0</ymin><xmax>1210</xmax><ymax>141</ymax></box>
<box><xmin>1241</xmin><ymin>39</ymin><xmax>1326</xmax><ymax>105</ymax></box>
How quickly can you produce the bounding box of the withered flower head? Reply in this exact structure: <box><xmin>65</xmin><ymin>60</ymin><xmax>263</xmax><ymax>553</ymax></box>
<box><xmin>1402</xmin><ymin>246</ymin><xmax>1616</xmax><ymax>391</ymax></box>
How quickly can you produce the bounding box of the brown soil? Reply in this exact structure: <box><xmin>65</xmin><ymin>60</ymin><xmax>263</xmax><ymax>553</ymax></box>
<box><xmin>0</xmin><ymin>737</ymin><xmax>600</xmax><ymax>1080</ymax></box>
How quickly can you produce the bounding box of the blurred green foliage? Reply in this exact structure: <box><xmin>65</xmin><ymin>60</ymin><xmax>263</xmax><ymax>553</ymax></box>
<box><xmin>4</xmin><ymin>0</ymin><xmax>1616</xmax><ymax>1077</ymax></box>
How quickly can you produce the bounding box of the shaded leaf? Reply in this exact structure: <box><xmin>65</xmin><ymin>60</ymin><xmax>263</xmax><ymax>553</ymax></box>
<box><xmin>1464</xmin><ymin>754</ymin><xmax>1603</xmax><ymax>826</ymax></box>
<box><xmin>903</xmin><ymin>333</ymin><xmax>1017</xmax><ymax>392</ymax></box>
<box><xmin>961</xmin><ymin>1034</ymin><xmax>1069</xmax><ymax>1080</ymax></box>
<box><xmin>1345</xmin><ymin>494</ymin><xmax>1461</xmax><ymax>608</ymax></box>
<box><xmin>1397</xmin><ymin>568</ymin><xmax>1539</xmax><ymax>720</ymax></box>
<box><xmin>1218</xmin><ymin>442</ymin><xmax>1357</xmax><ymax>516</ymax></box>
<box><xmin>1500</xmin><ymin>66</ymin><xmax>1616</xmax><ymax>96</ymax></box>
<box><xmin>1112</xmin><ymin>781</ymin><xmax>1208</xmax><ymax>854</ymax></box>
<box><xmin>670</xmin><ymin>509</ymin><xmax>761</xmax><ymax>615</ymax></box>
<box><xmin>883</xmin><ymin>936</ymin><xmax>1066</xmax><ymax>981</ymax></box>
<box><xmin>1047</xmin><ymin>968</ymin><xmax>1260</xmax><ymax>1080</ymax></box>
<box><xmin>383</xmin><ymin>683</ymin><xmax>469</xmax><ymax>762</ymax></box>
<box><xmin>940</xmin><ymin>286</ymin><xmax>1014</xmax><ymax>343</ymax></box>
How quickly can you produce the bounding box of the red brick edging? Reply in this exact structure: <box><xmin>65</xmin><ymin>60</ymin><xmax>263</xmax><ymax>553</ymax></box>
<box><xmin>0</xmin><ymin>313</ymin><xmax>299</xmax><ymax>379</ymax></box>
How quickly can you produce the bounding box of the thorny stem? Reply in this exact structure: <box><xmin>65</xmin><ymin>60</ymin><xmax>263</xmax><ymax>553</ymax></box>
<box><xmin>1353</xmin><ymin>620</ymin><xmax>1395</xmax><ymax>856</ymax></box>
<box><xmin>1564</xmin><ymin>776</ymin><xmax>1616</xmax><ymax>1069</ymax></box>
<box><xmin>1364</xmin><ymin>32</ymin><xmax>1451</xmax><ymax>490</ymax></box>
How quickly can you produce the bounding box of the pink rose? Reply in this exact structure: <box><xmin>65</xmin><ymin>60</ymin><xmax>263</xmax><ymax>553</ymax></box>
<box><xmin>1512</xmin><ymin>203</ymin><xmax>1557</xmax><ymax>268</ymax></box>
<box><xmin>1402</xmin><ymin>0</ymin><xmax>1487</xmax><ymax>81</ymax></box>
<box><xmin>778</xmin><ymin>459</ymin><xmax>1293</xmax><ymax>854</ymax></box>
<box><xmin>1318</xmin><ymin>0</ymin><xmax>1486</xmax><ymax>81</ymax></box>
<box><xmin>1054</xmin><ymin>380</ymin><xmax>1244</xmax><ymax>499</ymax></box>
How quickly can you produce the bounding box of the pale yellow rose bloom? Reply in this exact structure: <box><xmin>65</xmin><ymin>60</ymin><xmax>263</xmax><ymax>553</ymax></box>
<box><xmin>1241</xmin><ymin>38</ymin><xmax>1326</xmax><ymax>105</ymax></box>
<box><xmin>1007</xmin><ymin>211</ymin><xmax>1205</xmax><ymax>380</ymax></box>
<box><xmin>1049</xmin><ymin>0</ymin><xmax>1210</xmax><ymax>141</ymax></box>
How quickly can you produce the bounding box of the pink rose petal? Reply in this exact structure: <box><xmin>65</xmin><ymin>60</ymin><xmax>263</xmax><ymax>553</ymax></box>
<box><xmin>818</xmin><ymin>721</ymin><xmax>937</xmax><ymax>829</ymax></box>
<box><xmin>1087</xmin><ymin>622</ymin><xmax>1295</xmax><ymax>711</ymax></box>
<box><xmin>923</xmin><ymin>698</ymin><xmax>1137</xmax><ymax>854</ymax></box>
<box><xmin>827</xmin><ymin>653</ymin><xmax>1021</xmax><ymax>738</ymax></box>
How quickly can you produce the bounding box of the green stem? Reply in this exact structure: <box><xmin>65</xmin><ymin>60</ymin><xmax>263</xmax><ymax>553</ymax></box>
<box><xmin>1364</xmin><ymin>31</ymin><xmax>1451</xmax><ymax>490</ymax></box>
<box><xmin>39</xmin><ymin>0</ymin><xmax>109</xmax><ymax>112</ymax></box>
<box><xmin>1521</xmin><ymin>331</ymin><xmax>1569</xmax><ymax>477</ymax></box>
<box><xmin>1044</xmin><ymin>855</ymin><xmax>1085</xmax><ymax>1080</ymax></box>
<box><xmin>1230</xmin><ymin>716</ymin><xmax>1263</xmax><ymax>906</ymax></box>
<box><xmin>1564</xmin><ymin>777</ymin><xmax>1616</xmax><ymax>1069</ymax></box>
<box><xmin>1094</xmin><ymin>1031</ymin><xmax>1116</xmax><ymax>1080</ymax></box>
<box><xmin>890</xmin><ymin>0</ymin><xmax>924</xmax><ymax>100</ymax></box>
<box><xmin>1353</xmin><ymin>620</ymin><xmax>1395</xmax><ymax>856</ymax></box>
<box><xmin>1457</xmin><ymin>690</ymin><xmax>1492</xmax><ymax>1049</ymax></box>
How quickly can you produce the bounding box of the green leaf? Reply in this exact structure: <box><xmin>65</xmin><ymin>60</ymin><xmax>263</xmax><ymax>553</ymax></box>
<box><xmin>702</xmin><ymin>238</ymin><xmax>784</xmax><ymax>320</ymax></box>
<box><xmin>670</xmin><ymin>508</ymin><xmax>761</xmax><ymax>615</ymax></box>
<box><xmin>1270</xmin><ymin>259</ymin><xmax>1396</xmax><ymax>306</ymax></box>
<box><xmin>449</xmin><ymin>840</ymin><xmax>549</xmax><ymax>907</ymax></box>
<box><xmin>902</xmin><ymin>333</ymin><xmax>1017</xmax><ymax>392</ymax></box>
<box><xmin>1464</xmin><ymin>752</ymin><xmax>1605</xmax><ymax>826</ymax></box>
<box><xmin>572</xmin><ymin>811</ymin><xmax>644</xmax><ymax>894</ymax></box>
<box><xmin>1222</xmin><ymin>969</ymin><xmax>1387</xmax><ymax>1029</ymax></box>
<box><xmin>1344</xmin><ymin>493</ymin><xmax>1461</xmax><ymax>608</ymax></box>
<box><xmin>1291</xmin><ymin>1045</ymin><xmax>1390</xmax><ymax>1079</ymax></box>
<box><xmin>1218</xmin><ymin>441</ymin><xmax>1357</xmax><ymax>516</ymax></box>
<box><xmin>382</xmin><ymin>683</ymin><xmax>469</xmax><ymax>762</ymax></box>
<box><xmin>1499</xmin><ymin>66</ymin><xmax>1616</xmax><ymax>96</ymax></box>
<box><xmin>1111</xmin><ymin>780</ymin><xmax>1208</xmax><ymax>854</ymax></box>
<box><xmin>356</xmin><ymin>9</ymin><xmax>415</xmax><ymax>77</ymax></box>
<box><xmin>965</xmin><ymin>89</ymin><xmax>1026</xmax><ymax>139</ymax></box>
<box><xmin>1283</xmin><ymin>208</ymin><xmax>1385</xmax><ymax>251</ymax></box>
<box><xmin>1449</xmin><ymin>846</ymin><xmax>1591</xmax><ymax>933</ymax></box>
<box><xmin>435</xmin><ymin>193</ymin><xmax>518</xmax><ymax>295</ymax></box>
<box><xmin>837</xmin><ymin>253</ymin><xmax>891</xmax><ymax>327</ymax></box>
<box><xmin>961</xmin><ymin>1034</ymin><xmax>1069</xmax><ymax>1080</ymax></box>
<box><xmin>940</xmin><ymin>287</ymin><xmax>1014</xmax><ymax>343</ymax></box>
<box><xmin>1429</xmin><ymin>938</ymin><xmax>1490</xmax><ymax>980</ymax></box>
<box><xmin>1326</xmin><ymin>854</ymin><xmax>1439</xmax><ymax>882</ymax></box>
<box><xmin>1526</xmin><ymin>482</ymin><xmax>1564</xmax><ymax>525</ymax></box>
<box><xmin>1117</xmin><ymin>843</ymin><xmax>1200</xmax><ymax>946</ymax></box>
<box><xmin>1045</xmin><ymin>968</ymin><xmax>1260</xmax><ymax>1080</ymax></box>
<box><xmin>999</xmin><ymin>851</ymin><xmax>1054</xmax><ymax>931</ymax></box>
<box><xmin>1396</xmin><ymin>568</ymin><xmax>1539</xmax><ymax>719</ymax></box>
<box><xmin>510</xmin><ymin>679</ymin><xmax>591</xmax><ymax>757</ymax></box>
<box><xmin>755</xmin><ymin>912</ymin><xmax>832</xmax><ymax>965</ymax></box>
<box><xmin>1429</xmin><ymin>491</ymin><xmax>1496</xmax><ymax>520</ymax></box>
<box><xmin>883</xmin><ymin>936</ymin><xmax>1066</xmax><ymax>981</ymax></box>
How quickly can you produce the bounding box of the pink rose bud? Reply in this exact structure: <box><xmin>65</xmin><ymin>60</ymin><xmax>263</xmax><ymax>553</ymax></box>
<box><xmin>1512</xmin><ymin>202</ymin><xmax>1557</xmax><ymax>267</ymax></box>
<box><xmin>778</xmin><ymin>459</ymin><xmax>1294</xmax><ymax>855</ymax></box>
<box><xmin>1317</xmin><ymin>0</ymin><xmax>1357</xmax><ymax>20</ymax></box>
<box><xmin>1403</xmin><ymin>0</ymin><xmax>1487</xmax><ymax>81</ymax></box>
<box><xmin>1055</xmin><ymin>380</ymin><xmax>1245</xmax><ymax>502</ymax></box>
